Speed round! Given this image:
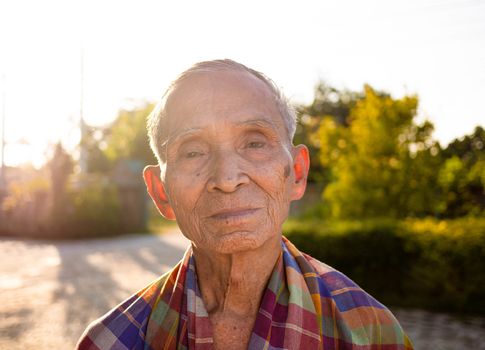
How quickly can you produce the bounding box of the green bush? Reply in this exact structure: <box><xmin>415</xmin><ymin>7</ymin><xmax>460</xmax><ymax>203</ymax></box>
<box><xmin>283</xmin><ymin>217</ymin><xmax>485</xmax><ymax>315</ymax></box>
<box><xmin>62</xmin><ymin>182</ymin><xmax>123</xmax><ymax>239</ymax></box>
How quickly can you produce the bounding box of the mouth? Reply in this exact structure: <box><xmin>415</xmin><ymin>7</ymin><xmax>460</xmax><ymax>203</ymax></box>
<box><xmin>209</xmin><ymin>207</ymin><xmax>261</xmax><ymax>220</ymax></box>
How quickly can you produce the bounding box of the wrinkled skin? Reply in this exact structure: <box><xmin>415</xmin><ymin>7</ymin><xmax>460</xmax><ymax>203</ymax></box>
<box><xmin>144</xmin><ymin>70</ymin><xmax>309</xmax><ymax>349</ymax></box>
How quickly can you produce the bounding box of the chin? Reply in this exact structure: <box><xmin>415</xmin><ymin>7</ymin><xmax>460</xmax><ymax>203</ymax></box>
<box><xmin>208</xmin><ymin>230</ymin><xmax>278</xmax><ymax>255</ymax></box>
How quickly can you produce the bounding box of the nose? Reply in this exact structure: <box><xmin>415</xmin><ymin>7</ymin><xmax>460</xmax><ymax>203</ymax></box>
<box><xmin>207</xmin><ymin>150</ymin><xmax>249</xmax><ymax>193</ymax></box>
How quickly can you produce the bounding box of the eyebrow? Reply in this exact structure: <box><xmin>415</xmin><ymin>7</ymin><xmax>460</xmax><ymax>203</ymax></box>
<box><xmin>161</xmin><ymin>127</ymin><xmax>203</xmax><ymax>149</ymax></box>
<box><xmin>235</xmin><ymin>118</ymin><xmax>279</xmax><ymax>131</ymax></box>
<box><xmin>161</xmin><ymin>117</ymin><xmax>280</xmax><ymax>149</ymax></box>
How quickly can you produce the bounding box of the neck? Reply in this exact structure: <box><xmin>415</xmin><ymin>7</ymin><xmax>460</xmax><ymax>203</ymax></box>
<box><xmin>192</xmin><ymin>234</ymin><xmax>281</xmax><ymax>317</ymax></box>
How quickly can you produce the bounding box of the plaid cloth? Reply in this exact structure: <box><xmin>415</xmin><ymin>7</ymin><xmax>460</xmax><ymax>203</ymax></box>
<box><xmin>77</xmin><ymin>237</ymin><xmax>413</xmax><ymax>349</ymax></box>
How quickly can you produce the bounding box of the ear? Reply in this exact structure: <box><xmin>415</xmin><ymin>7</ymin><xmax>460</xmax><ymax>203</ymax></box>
<box><xmin>290</xmin><ymin>145</ymin><xmax>310</xmax><ymax>201</ymax></box>
<box><xmin>143</xmin><ymin>165</ymin><xmax>176</xmax><ymax>220</ymax></box>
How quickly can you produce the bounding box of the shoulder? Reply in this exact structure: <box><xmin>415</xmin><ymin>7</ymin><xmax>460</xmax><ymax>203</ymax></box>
<box><xmin>300</xmin><ymin>250</ymin><xmax>413</xmax><ymax>349</ymax></box>
<box><xmin>305</xmin><ymin>252</ymin><xmax>390</xmax><ymax>315</ymax></box>
<box><xmin>75</xmin><ymin>271</ymin><xmax>171</xmax><ymax>350</ymax></box>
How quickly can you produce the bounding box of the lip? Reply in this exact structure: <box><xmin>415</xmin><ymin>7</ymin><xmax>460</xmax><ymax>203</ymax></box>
<box><xmin>209</xmin><ymin>207</ymin><xmax>261</xmax><ymax>220</ymax></box>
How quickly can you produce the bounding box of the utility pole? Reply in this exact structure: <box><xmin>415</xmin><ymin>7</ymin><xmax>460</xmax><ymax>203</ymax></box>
<box><xmin>79</xmin><ymin>47</ymin><xmax>87</xmax><ymax>173</ymax></box>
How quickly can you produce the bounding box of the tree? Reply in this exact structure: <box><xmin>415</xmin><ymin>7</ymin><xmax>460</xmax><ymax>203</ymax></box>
<box><xmin>438</xmin><ymin>126</ymin><xmax>484</xmax><ymax>217</ymax></box>
<box><xmin>319</xmin><ymin>85</ymin><xmax>441</xmax><ymax>219</ymax></box>
<box><xmin>104</xmin><ymin>102</ymin><xmax>158</xmax><ymax>165</ymax></box>
<box><xmin>295</xmin><ymin>82</ymin><xmax>362</xmax><ymax>183</ymax></box>
<box><xmin>442</xmin><ymin>126</ymin><xmax>484</xmax><ymax>164</ymax></box>
<box><xmin>48</xmin><ymin>142</ymin><xmax>74</xmax><ymax>231</ymax></box>
<box><xmin>81</xmin><ymin>124</ymin><xmax>111</xmax><ymax>173</ymax></box>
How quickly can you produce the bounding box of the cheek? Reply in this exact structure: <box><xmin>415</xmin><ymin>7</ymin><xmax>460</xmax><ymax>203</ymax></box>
<box><xmin>259</xmin><ymin>152</ymin><xmax>292</xmax><ymax>184</ymax></box>
<box><xmin>166</xmin><ymin>178</ymin><xmax>206</xmax><ymax>241</ymax></box>
<box><xmin>165</xmin><ymin>173</ymin><xmax>204</xmax><ymax>212</ymax></box>
<box><xmin>252</xmin><ymin>158</ymin><xmax>293</xmax><ymax>205</ymax></box>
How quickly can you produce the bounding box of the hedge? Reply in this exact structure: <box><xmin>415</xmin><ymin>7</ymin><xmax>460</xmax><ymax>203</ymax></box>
<box><xmin>64</xmin><ymin>182</ymin><xmax>123</xmax><ymax>239</ymax></box>
<box><xmin>283</xmin><ymin>217</ymin><xmax>485</xmax><ymax>315</ymax></box>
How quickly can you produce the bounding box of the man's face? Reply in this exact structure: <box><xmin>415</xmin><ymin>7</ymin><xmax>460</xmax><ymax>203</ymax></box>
<box><xmin>161</xmin><ymin>70</ymin><xmax>300</xmax><ymax>254</ymax></box>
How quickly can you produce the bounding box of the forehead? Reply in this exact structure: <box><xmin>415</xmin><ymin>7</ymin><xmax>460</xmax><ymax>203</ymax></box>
<box><xmin>163</xmin><ymin>70</ymin><xmax>285</xmax><ymax>138</ymax></box>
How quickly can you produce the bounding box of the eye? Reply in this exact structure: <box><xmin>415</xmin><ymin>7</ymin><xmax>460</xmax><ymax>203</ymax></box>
<box><xmin>246</xmin><ymin>141</ymin><xmax>265</xmax><ymax>149</ymax></box>
<box><xmin>186</xmin><ymin>150</ymin><xmax>204</xmax><ymax>158</ymax></box>
<box><xmin>176</xmin><ymin>140</ymin><xmax>208</xmax><ymax>160</ymax></box>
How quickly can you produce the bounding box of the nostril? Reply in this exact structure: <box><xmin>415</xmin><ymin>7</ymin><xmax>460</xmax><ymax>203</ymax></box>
<box><xmin>207</xmin><ymin>172</ymin><xmax>250</xmax><ymax>193</ymax></box>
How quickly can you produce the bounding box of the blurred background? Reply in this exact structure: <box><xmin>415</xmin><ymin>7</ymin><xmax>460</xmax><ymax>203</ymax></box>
<box><xmin>0</xmin><ymin>0</ymin><xmax>484</xmax><ymax>349</ymax></box>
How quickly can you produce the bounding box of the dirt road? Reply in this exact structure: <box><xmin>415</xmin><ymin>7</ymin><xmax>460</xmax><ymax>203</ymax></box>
<box><xmin>1</xmin><ymin>231</ymin><xmax>189</xmax><ymax>349</ymax></box>
<box><xmin>1</xmin><ymin>231</ymin><xmax>484</xmax><ymax>349</ymax></box>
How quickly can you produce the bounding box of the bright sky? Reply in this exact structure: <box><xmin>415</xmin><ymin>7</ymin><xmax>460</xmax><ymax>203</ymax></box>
<box><xmin>0</xmin><ymin>0</ymin><xmax>484</xmax><ymax>167</ymax></box>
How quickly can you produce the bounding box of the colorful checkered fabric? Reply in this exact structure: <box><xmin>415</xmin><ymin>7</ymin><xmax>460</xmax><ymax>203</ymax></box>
<box><xmin>77</xmin><ymin>237</ymin><xmax>413</xmax><ymax>349</ymax></box>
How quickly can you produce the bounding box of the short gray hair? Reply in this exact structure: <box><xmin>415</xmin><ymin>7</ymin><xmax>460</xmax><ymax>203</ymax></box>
<box><xmin>147</xmin><ymin>59</ymin><xmax>296</xmax><ymax>163</ymax></box>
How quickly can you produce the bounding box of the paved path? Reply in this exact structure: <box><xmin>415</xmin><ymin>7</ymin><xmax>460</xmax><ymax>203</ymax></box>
<box><xmin>1</xmin><ymin>231</ymin><xmax>484</xmax><ymax>349</ymax></box>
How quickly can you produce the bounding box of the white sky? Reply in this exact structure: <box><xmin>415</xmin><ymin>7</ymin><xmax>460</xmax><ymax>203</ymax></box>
<box><xmin>0</xmin><ymin>0</ymin><xmax>484</xmax><ymax>167</ymax></box>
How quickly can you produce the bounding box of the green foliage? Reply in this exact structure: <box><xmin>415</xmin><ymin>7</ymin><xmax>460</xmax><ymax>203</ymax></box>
<box><xmin>48</xmin><ymin>143</ymin><xmax>74</xmax><ymax>221</ymax></box>
<box><xmin>65</xmin><ymin>179</ymin><xmax>123</xmax><ymax>238</ymax></box>
<box><xmin>283</xmin><ymin>217</ymin><xmax>485</xmax><ymax>314</ymax></box>
<box><xmin>295</xmin><ymin>82</ymin><xmax>362</xmax><ymax>183</ymax></box>
<box><xmin>442</xmin><ymin>126</ymin><xmax>484</xmax><ymax>164</ymax></box>
<box><xmin>82</xmin><ymin>124</ymin><xmax>111</xmax><ymax>173</ymax></box>
<box><xmin>438</xmin><ymin>126</ymin><xmax>484</xmax><ymax>217</ymax></box>
<box><xmin>299</xmin><ymin>82</ymin><xmax>483</xmax><ymax>219</ymax></box>
<box><xmin>402</xmin><ymin>218</ymin><xmax>485</xmax><ymax>312</ymax></box>
<box><xmin>45</xmin><ymin>144</ymin><xmax>124</xmax><ymax>238</ymax></box>
<box><xmin>317</xmin><ymin>85</ymin><xmax>441</xmax><ymax>219</ymax></box>
<box><xmin>104</xmin><ymin>102</ymin><xmax>158</xmax><ymax>165</ymax></box>
<box><xmin>297</xmin><ymin>82</ymin><xmax>362</xmax><ymax>127</ymax></box>
<box><xmin>81</xmin><ymin>102</ymin><xmax>159</xmax><ymax>174</ymax></box>
<box><xmin>2</xmin><ymin>176</ymin><xmax>49</xmax><ymax>212</ymax></box>
<box><xmin>0</xmin><ymin>174</ymin><xmax>51</xmax><ymax>237</ymax></box>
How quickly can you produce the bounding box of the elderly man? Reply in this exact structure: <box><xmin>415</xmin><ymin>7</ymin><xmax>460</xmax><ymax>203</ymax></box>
<box><xmin>77</xmin><ymin>60</ymin><xmax>413</xmax><ymax>350</ymax></box>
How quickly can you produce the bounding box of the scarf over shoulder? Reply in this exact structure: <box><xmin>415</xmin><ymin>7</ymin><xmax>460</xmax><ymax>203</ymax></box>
<box><xmin>77</xmin><ymin>237</ymin><xmax>413</xmax><ymax>350</ymax></box>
